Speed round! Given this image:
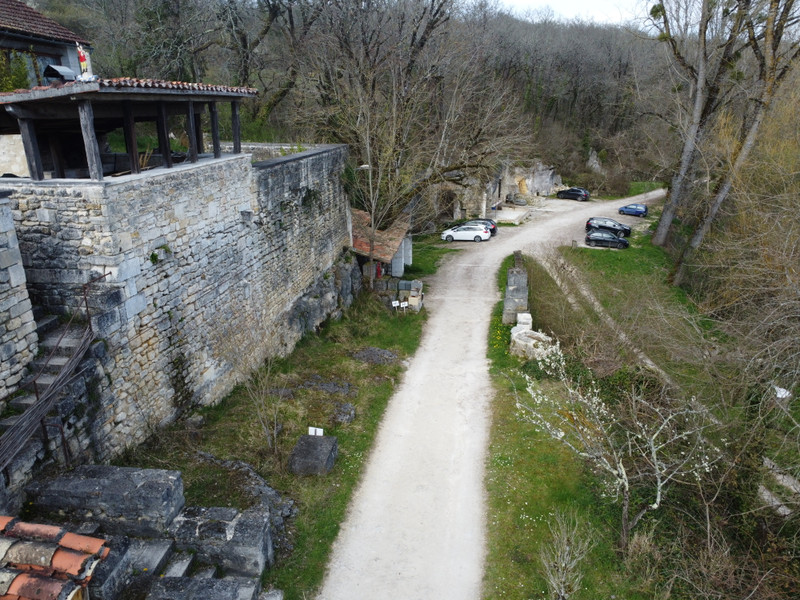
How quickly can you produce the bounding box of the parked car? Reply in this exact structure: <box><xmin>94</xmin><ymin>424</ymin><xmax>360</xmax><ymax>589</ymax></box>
<box><xmin>441</xmin><ymin>224</ymin><xmax>491</xmax><ymax>242</ymax></box>
<box><xmin>506</xmin><ymin>192</ymin><xmax>527</xmax><ymax>206</ymax></box>
<box><xmin>556</xmin><ymin>187</ymin><xmax>590</xmax><ymax>201</ymax></box>
<box><xmin>585</xmin><ymin>230</ymin><xmax>629</xmax><ymax>249</ymax></box>
<box><xmin>464</xmin><ymin>219</ymin><xmax>497</xmax><ymax>235</ymax></box>
<box><xmin>585</xmin><ymin>217</ymin><xmax>632</xmax><ymax>237</ymax></box>
<box><xmin>618</xmin><ymin>203</ymin><xmax>648</xmax><ymax>217</ymax></box>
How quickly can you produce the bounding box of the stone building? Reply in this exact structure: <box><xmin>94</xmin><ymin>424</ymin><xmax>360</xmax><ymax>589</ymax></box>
<box><xmin>0</xmin><ymin>74</ymin><xmax>361</xmax><ymax>509</ymax></box>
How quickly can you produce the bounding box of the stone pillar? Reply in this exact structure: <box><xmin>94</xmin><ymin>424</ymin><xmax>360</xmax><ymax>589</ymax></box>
<box><xmin>0</xmin><ymin>192</ymin><xmax>38</xmax><ymax>399</ymax></box>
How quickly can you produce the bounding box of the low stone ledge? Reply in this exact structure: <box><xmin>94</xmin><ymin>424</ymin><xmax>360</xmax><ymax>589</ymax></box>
<box><xmin>25</xmin><ymin>465</ymin><xmax>185</xmax><ymax>537</ymax></box>
<box><xmin>146</xmin><ymin>576</ymin><xmax>259</xmax><ymax>600</ymax></box>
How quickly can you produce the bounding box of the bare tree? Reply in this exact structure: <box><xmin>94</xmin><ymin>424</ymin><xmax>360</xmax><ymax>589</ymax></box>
<box><xmin>516</xmin><ymin>341</ymin><xmax>721</xmax><ymax>550</ymax></box>
<box><xmin>298</xmin><ymin>0</ymin><xmax>525</xmax><ymax>283</ymax></box>
<box><xmin>649</xmin><ymin>0</ymin><xmax>800</xmax><ymax>275</ymax></box>
<box><xmin>539</xmin><ymin>510</ymin><xmax>596</xmax><ymax>600</ymax></box>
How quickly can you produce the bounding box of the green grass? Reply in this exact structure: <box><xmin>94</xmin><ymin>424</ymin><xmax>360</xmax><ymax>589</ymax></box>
<box><xmin>403</xmin><ymin>233</ymin><xmax>457</xmax><ymax>278</ymax></box>
<box><xmin>627</xmin><ymin>181</ymin><xmax>666</xmax><ymax>196</ymax></box>
<box><xmin>116</xmin><ymin>293</ymin><xmax>425</xmax><ymax>599</ymax></box>
<box><xmin>484</xmin><ymin>288</ymin><xmax>647</xmax><ymax>599</ymax></box>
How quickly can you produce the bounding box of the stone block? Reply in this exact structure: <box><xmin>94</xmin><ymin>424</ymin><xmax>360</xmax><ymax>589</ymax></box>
<box><xmin>125</xmin><ymin>293</ymin><xmax>148</xmax><ymax>318</ymax></box>
<box><xmin>288</xmin><ymin>435</ymin><xmax>338</xmax><ymax>476</ymax></box>
<box><xmin>7</xmin><ymin>263</ymin><xmax>25</xmax><ymax>288</ymax></box>
<box><xmin>88</xmin><ymin>535</ymin><xmax>131</xmax><ymax>600</ymax></box>
<box><xmin>146</xmin><ymin>576</ymin><xmax>259</xmax><ymax>600</ymax></box>
<box><xmin>25</xmin><ymin>465</ymin><xmax>185</xmax><ymax>537</ymax></box>
<box><xmin>0</xmin><ymin>247</ymin><xmax>21</xmax><ymax>269</ymax></box>
<box><xmin>169</xmin><ymin>505</ymin><xmax>273</xmax><ymax>577</ymax></box>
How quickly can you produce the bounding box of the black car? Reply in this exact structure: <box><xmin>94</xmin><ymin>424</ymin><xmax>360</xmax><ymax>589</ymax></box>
<box><xmin>464</xmin><ymin>219</ymin><xmax>497</xmax><ymax>235</ymax></box>
<box><xmin>556</xmin><ymin>187</ymin><xmax>590</xmax><ymax>201</ymax></box>
<box><xmin>585</xmin><ymin>217</ymin><xmax>632</xmax><ymax>237</ymax></box>
<box><xmin>585</xmin><ymin>230</ymin><xmax>629</xmax><ymax>249</ymax></box>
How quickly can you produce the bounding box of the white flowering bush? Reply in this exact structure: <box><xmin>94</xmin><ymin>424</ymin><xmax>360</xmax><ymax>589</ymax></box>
<box><xmin>516</xmin><ymin>340</ymin><xmax>721</xmax><ymax>551</ymax></box>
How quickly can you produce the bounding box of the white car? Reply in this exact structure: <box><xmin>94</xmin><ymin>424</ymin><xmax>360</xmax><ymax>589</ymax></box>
<box><xmin>440</xmin><ymin>224</ymin><xmax>491</xmax><ymax>242</ymax></box>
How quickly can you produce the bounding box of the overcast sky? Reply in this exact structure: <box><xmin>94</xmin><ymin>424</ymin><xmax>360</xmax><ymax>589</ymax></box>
<box><xmin>500</xmin><ymin>0</ymin><xmax>646</xmax><ymax>24</ymax></box>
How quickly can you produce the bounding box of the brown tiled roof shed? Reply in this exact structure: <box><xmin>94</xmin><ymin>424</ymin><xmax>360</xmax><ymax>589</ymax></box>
<box><xmin>0</xmin><ymin>0</ymin><xmax>89</xmax><ymax>45</ymax></box>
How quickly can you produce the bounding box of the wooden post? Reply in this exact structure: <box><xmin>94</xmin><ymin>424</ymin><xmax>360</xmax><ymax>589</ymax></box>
<box><xmin>209</xmin><ymin>102</ymin><xmax>221</xmax><ymax>158</ymax></box>
<box><xmin>48</xmin><ymin>136</ymin><xmax>65</xmax><ymax>178</ymax></box>
<box><xmin>78</xmin><ymin>100</ymin><xmax>103</xmax><ymax>180</ymax></box>
<box><xmin>123</xmin><ymin>100</ymin><xmax>140</xmax><ymax>174</ymax></box>
<box><xmin>232</xmin><ymin>101</ymin><xmax>241</xmax><ymax>154</ymax></box>
<box><xmin>194</xmin><ymin>111</ymin><xmax>204</xmax><ymax>155</ymax></box>
<box><xmin>186</xmin><ymin>100</ymin><xmax>198</xmax><ymax>163</ymax></box>
<box><xmin>157</xmin><ymin>101</ymin><xmax>172</xmax><ymax>168</ymax></box>
<box><xmin>17</xmin><ymin>118</ymin><xmax>44</xmax><ymax>181</ymax></box>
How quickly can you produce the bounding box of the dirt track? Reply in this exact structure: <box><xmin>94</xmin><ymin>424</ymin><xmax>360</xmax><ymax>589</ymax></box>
<box><xmin>316</xmin><ymin>191</ymin><xmax>665</xmax><ymax>600</ymax></box>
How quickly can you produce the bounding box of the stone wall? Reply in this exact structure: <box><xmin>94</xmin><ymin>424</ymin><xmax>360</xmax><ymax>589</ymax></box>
<box><xmin>5</xmin><ymin>145</ymin><xmax>358</xmax><ymax>459</ymax></box>
<box><xmin>0</xmin><ymin>195</ymin><xmax>37</xmax><ymax>400</ymax></box>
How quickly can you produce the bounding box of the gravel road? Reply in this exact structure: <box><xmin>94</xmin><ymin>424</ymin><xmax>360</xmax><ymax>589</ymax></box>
<box><xmin>316</xmin><ymin>190</ymin><xmax>665</xmax><ymax>600</ymax></box>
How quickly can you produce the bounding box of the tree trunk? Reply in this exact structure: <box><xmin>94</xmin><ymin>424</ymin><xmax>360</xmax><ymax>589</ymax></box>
<box><xmin>652</xmin><ymin>1</ymin><xmax>712</xmax><ymax>247</ymax></box>
<box><xmin>673</xmin><ymin>100</ymin><xmax>767</xmax><ymax>285</ymax></box>
<box><xmin>620</xmin><ymin>488</ymin><xmax>631</xmax><ymax>551</ymax></box>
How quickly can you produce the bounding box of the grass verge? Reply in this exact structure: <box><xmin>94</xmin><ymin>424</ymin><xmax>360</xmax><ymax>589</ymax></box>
<box><xmin>114</xmin><ymin>242</ymin><xmax>457</xmax><ymax>598</ymax></box>
<box><xmin>484</xmin><ymin>257</ymin><xmax>646</xmax><ymax>599</ymax></box>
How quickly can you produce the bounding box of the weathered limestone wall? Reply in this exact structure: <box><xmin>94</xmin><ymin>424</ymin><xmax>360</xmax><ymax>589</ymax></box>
<box><xmin>6</xmin><ymin>145</ymin><xmax>357</xmax><ymax>459</ymax></box>
<box><xmin>0</xmin><ymin>195</ymin><xmax>37</xmax><ymax>400</ymax></box>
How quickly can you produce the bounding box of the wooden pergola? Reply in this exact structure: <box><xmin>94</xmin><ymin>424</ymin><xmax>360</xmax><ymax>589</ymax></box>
<box><xmin>0</xmin><ymin>78</ymin><xmax>258</xmax><ymax>181</ymax></box>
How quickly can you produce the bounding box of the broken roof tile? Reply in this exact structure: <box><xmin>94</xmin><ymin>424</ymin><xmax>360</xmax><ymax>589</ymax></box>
<box><xmin>0</xmin><ymin>517</ymin><xmax>109</xmax><ymax>600</ymax></box>
<box><xmin>58</xmin><ymin>533</ymin><xmax>109</xmax><ymax>559</ymax></box>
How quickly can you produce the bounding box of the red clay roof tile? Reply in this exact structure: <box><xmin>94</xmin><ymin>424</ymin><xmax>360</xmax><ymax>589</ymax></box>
<box><xmin>5</xmin><ymin>571</ymin><xmax>74</xmax><ymax>600</ymax></box>
<box><xmin>5</xmin><ymin>523</ymin><xmax>62</xmax><ymax>544</ymax></box>
<box><xmin>57</xmin><ymin>533</ymin><xmax>108</xmax><ymax>559</ymax></box>
<box><xmin>4</xmin><ymin>541</ymin><xmax>57</xmax><ymax>571</ymax></box>
<box><xmin>0</xmin><ymin>0</ymin><xmax>89</xmax><ymax>44</ymax></box>
<box><xmin>0</xmin><ymin>517</ymin><xmax>109</xmax><ymax>599</ymax></box>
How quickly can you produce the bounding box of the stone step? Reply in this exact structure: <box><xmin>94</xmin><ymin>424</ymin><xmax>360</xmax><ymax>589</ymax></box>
<box><xmin>9</xmin><ymin>393</ymin><xmax>36</xmax><ymax>412</ymax></box>
<box><xmin>34</xmin><ymin>314</ymin><xmax>61</xmax><ymax>338</ymax></box>
<box><xmin>39</xmin><ymin>328</ymin><xmax>86</xmax><ymax>358</ymax></box>
<box><xmin>145</xmin><ymin>576</ymin><xmax>259</xmax><ymax>600</ymax></box>
<box><xmin>162</xmin><ymin>551</ymin><xmax>194</xmax><ymax>578</ymax></box>
<box><xmin>23</xmin><ymin>372</ymin><xmax>57</xmax><ymax>394</ymax></box>
<box><xmin>0</xmin><ymin>415</ymin><xmax>21</xmax><ymax>434</ymax></box>
<box><xmin>29</xmin><ymin>355</ymin><xmax>70</xmax><ymax>377</ymax></box>
<box><xmin>126</xmin><ymin>538</ymin><xmax>175</xmax><ymax>576</ymax></box>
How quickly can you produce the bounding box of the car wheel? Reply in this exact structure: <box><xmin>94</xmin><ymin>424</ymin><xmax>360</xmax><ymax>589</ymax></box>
<box><xmin>619</xmin><ymin>210</ymin><xmax>624</xmax><ymax>214</ymax></box>
<box><xmin>588</xmin><ymin>240</ymin><xmax>596</xmax><ymax>247</ymax></box>
<box><xmin>474</xmin><ymin>235</ymin><xmax>482</xmax><ymax>242</ymax></box>
<box><xmin>557</xmin><ymin>192</ymin><xmax>564</xmax><ymax>199</ymax></box>
<box><xmin>617</xmin><ymin>241</ymin><xmax>625</xmax><ymax>249</ymax></box>
<box><xmin>445</xmin><ymin>235</ymin><xmax>453</xmax><ymax>242</ymax></box>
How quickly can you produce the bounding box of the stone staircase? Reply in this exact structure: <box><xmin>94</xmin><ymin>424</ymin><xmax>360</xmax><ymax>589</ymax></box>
<box><xmin>0</xmin><ymin>312</ymin><xmax>96</xmax><ymax>512</ymax></box>
<box><xmin>25</xmin><ymin>465</ymin><xmax>287</xmax><ymax>600</ymax></box>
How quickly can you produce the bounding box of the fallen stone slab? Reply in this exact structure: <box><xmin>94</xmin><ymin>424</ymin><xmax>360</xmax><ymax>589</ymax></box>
<box><xmin>288</xmin><ymin>435</ymin><xmax>338</xmax><ymax>475</ymax></box>
<box><xmin>25</xmin><ymin>465</ymin><xmax>185</xmax><ymax>537</ymax></box>
<box><xmin>169</xmin><ymin>506</ymin><xmax>273</xmax><ymax>577</ymax></box>
<box><xmin>146</xmin><ymin>576</ymin><xmax>259</xmax><ymax>600</ymax></box>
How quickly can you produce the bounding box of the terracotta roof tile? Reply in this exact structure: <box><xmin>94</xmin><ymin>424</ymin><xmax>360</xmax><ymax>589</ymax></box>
<box><xmin>58</xmin><ymin>533</ymin><xmax>108</xmax><ymax>559</ymax></box>
<box><xmin>0</xmin><ymin>77</ymin><xmax>259</xmax><ymax>101</ymax></box>
<box><xmin>0</xmin><ymin>0</ymin><xmax>88</xmax><ymax>45</ymax></box>
<box><xmin>4</xmin><ymin>541</ymin><xmax>57</xmax><ymax>572</ymax></box>
<box><xmin>351</xmin><ymin>209</ymin><xmax>411</xmax><ymax>263</ymax></box>
<box><xmin>0</xmin><ymin>517</ymin><xmax>109</xmax><ymax>600</ymax></box>
<box><xmin>5</xmin><ymin>522</ymin><xmax>61</xmax><ymax>544</ymax></box>
<box><xmin>5</xmin><ymin>571</ymin><xmax>75</xmax><ymax>600</ymax></box>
